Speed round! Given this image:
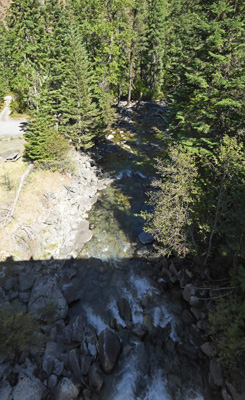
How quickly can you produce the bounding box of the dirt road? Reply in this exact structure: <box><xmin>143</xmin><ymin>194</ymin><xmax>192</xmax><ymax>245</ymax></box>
<box><xmin>0</xmin><ymin>95</ymin><xmax>27</xmax><ymax>139</ymax></box>
<box><xmin>0</xmin><ymin>95</ymin><xmax>27</xmax><ymax>158</ymax></box>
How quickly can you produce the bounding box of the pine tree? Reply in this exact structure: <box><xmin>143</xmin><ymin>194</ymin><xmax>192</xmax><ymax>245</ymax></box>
<box><xmin>4</xmin><ymin>0</ymin><xmax>47</xmax><ymax>112</ymax></box>
<box><xmin>165</xmin><ymin>0</ymin><xmax>245</xmax><ymax>139</ymax></box>
<box><xmin>60</xmin><ymin>23</ymin><xmax>103</xmax><ymax>149</ymax></box>
<box><xmin>146</xmin><ymin>0</ymin><xmax>168</xmax><ymax>98</ymax></box>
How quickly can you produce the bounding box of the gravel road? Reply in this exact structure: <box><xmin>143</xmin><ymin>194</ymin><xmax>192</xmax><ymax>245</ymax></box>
<box><xmin>0</xmin><ymin>95</ymin><xmax>27</xmax><ymax>139</ymax></box>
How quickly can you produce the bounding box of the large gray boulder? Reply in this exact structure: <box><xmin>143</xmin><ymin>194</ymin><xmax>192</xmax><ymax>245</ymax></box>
<box><xmin>13</xmin><ymin>375</ymin><xmax>44</xmax><ymax>400</ymax></box>
<box><xmin>98</xmin><ymin>329</ymin><xmax>121</xmax><ymax>373</ymax></box>
<box><xmin>138</xmin><ymin>231</ymin><xmax>154</xmax><ymax>245</ymax></box>
<box><xmin>55</xmin><ymin>378</ymin><xmax>79</xmax><ymax>400</ymax></box>
<box><xmin>28</xmin><ymin>276</ymin><xmax>68</xmax><ymax>322</ymax></box>
<box><xmin>0</xmin><ymin>381</ymin><xmax>12</xmax><ymax>400</ymax></box>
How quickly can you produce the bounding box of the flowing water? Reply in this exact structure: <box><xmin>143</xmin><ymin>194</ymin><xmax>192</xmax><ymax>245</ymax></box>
<box><xmin>71</xmin><ymin>102</ymin><xmax>208</xmax><ymax>399</ymax></box>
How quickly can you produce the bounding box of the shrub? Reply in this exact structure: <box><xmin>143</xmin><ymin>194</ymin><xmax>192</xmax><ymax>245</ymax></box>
<box><xmin>0</xmin><ymin>304</ymin><xmax>39</xmax><ymax>354</ymax></box>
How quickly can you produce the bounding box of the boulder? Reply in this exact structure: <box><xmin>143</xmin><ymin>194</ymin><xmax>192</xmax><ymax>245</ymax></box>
<box><xmin>69</xmin><ymin>349</ymin><xmax>82</xmax><ymax>382</ymax></box>
<box><xmin>181</xmin><ymin>309</ymin><xmax>195</xmax><ymax>325</ymax></box>
<box><xmin>183</xmin><ymin>284</ymin><xmax>196</xmax><ymax>303</ymax></box>
<box><xmin>143</xmin><ymin>314</ymin><xmax>153</xmax><ymax>330</ymax></box>
<box><xmin>77</xmin><ymin>220</ymin><xmax>89</xmax><ymax>232</ymax></box>
<box><xmin>132</xmin><ymin>323</ymin><xmax>147</xmax><ymax>340</ymax></box>
<box><xmin>200</xmin><ymin>342</ymin><xmax>214</xmax><ymax>358</ymax></box>
<box><xmin>0</xmin><ymin>381</ymin><xmax>12</xmax><ymax>400</ymax></box>
<box><xmin>80</xmin><ymin>355</ymin><xmax>93</xmax><ymax>376</ymax></box>
<box><xmin>28</xmin><ymin>276</ymin><xmax>68</xmax><ymax>322</ymax></box>
<box><xmin>43</xmin><ymin>342</ymin><xmax>61</xmax><ymax>376</ymax></box>
<box><xmin>98</xmin><ymin>329</ymin><xmax>121</xmax><ymax>373</ymax></box>
<box><xmin>226</xmin><ymin>382</ymin><xmax>245</xmax><ymax>400</ymax></box>
<box><xmin>138</xmin><ymin>231</ymin><xmax>154</xmax><ymax>245</ymax></box>
<box><xmin>48</xmin><ymin>374</ymin><xmax>58</xmax><ymax>390</ymax></box>
<box><xmin>177</xmin><ymin>342</ymin><xmax>198</xmax><ymax>360</ymax></box>
<box><xmin>117</xmin><ymin>298</ymin><xmax>132</xmax><ymax>322</ymax></box>
<box><xmin>19</xmin><ymin>273</ymin><xmax>35</xmax><ymax>292</ymax></box>
<box><xmin>13</xmin><ymin>375</ymin><xmax>44</xmax><ymax>400</ymax></box>
<box><xmin>210</xmin><ymin>360</ymin><xmax>224</xmax><ymax>387</ymax></box>
<box><xmin>88</xmin><ymin>364</ymin><xmax>104</xmax><ymax>393</ymax></box>
<box><xmin>76</xmin><ymin>229</ymin><xmax>93</xmax><ymax>245</ymax></box>
<box><xmin>55</xmin><ymin>378</ymin><xmax>79</xmax><ymax>400</ymax></box>
<box><xmin>62</xmin><ymin>283</ymin><xmax>80</xmax><ymax>305</ymax></box>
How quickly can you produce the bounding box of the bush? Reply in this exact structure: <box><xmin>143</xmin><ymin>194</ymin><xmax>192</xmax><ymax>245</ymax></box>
<box><xmin>209</xmin><ymin>266</ymin><xmax>245</xmax><ymax>375</ymax></box>
<box><xmin>0</xmin><ymin>305</ymin><xmax>39</xmax><ymax>354</ymax></box>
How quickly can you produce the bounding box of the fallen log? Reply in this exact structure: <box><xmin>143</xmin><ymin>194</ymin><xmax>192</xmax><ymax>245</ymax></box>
<box><xmin>3</xmin><ymin>163</ymin><xmax>34</xmax><ymax>227</ymax></box>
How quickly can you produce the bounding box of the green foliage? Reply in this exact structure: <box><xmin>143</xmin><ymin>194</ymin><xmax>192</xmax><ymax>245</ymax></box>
<box><xmin>209</xmin><ymin>268</ymin><xmax>245</xmax><ymax>374</ymax></box>
<box><xmin>165</xmin><ymin>0</ymin><xmax>245</xmax><ymax>139</ymax></box>
<box><xmin>0</xmin><ymin>305</ymin><xmax>39</xmax><ymax>354</ymax></box>
<box><xmin>143</xmin><ymin>136</ymin><xmax>245</xmax><ymax>263</ymax></box>
<box><xmin>142</xmin><ymin>145</ymin><xmax>199</xmax><ymax>257</ymax></box>
<box><xmin>24</xmin><ymin>115</ymin><xmax>71</xmax><ymax>171</ymax></box>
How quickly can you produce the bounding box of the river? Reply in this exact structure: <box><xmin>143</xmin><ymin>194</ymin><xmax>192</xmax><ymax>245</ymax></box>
<box><xmin>69</xmin><ymin>101</ymin><xmax>209</xmax><ymax>399</ymax></box>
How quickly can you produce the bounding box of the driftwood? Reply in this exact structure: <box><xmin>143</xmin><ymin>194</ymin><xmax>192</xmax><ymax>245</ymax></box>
<box><xmin>136</xmin><ymin>92</ymin><xmax>143</xmax><ymax>110</ymax></box>
<box><xmin>3</xmin><ymin>163</ymin><xmax>34</xmax><ymax>227</ymax></box>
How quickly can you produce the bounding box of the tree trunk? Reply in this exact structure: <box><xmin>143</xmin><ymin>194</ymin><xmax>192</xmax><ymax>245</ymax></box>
<box><xmin>127</xmin><ymin>50</ymin><xmax>133</xmax><ymax>106</ymax></box>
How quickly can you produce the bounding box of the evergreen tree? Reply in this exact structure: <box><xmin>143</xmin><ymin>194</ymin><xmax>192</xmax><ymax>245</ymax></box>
<box><xmin>146</xmin><ymin>0</ymin><xmax>167</xmax><ymax>98</ymax></box>
<box><xmin>60</xmin><ymin>23</ymin><xmax>103</xmax><ymax>149</ymax></box>
<box><xmin>165</xmin><ymin>0</ymin><xmax>245</xmax><ymax>139</ymax></box>
<box><xmin>4</xmin><ymin>0</ymin><xmax>47</xmax><ymax>112</ymax></box>
<box><xmin>0</xmin><ymin>23</ymin><xmax>9</xmax><ymax>103</ymax></box>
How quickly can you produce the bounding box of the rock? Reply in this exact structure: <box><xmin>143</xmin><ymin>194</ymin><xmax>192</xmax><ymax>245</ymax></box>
<box><xmin>55</xmin><ymin>378</ymin><xmax>79</xmax><ymax>400</ymax></box>
<box><xmin>19</xmin><ymin>273</ymin><xmax>35</xmax><ymax>291</ymax></box>
<box><xmin>200</xmin><ymin>342</ymin><xmax>214</xmax><ymax>358</ymax></box>
<box><xmin>177</xmin><ymin>342</ymin><xmax>198</xmax><ymax>360</ymax></box>
<box><xmin>117</xmin><ymin>298</ymin><xmax>132</xmax><ymax>322</ymax></box>
<box><xmin>132</xmin><ymin>323</ymin><xmax>147</xmax><ymax>340</ymax></box>
<box><xmin>76</xmin><ymin>229</ymin><xmax>93</xmax><ymax>245</ymax></box>
<box><xmin>90</xmin><ymin>195</ymin><xmax>98</xmax><ymax>205</ymax></box>
<box><xmin>210</xmin><ymin>360</ymin><xmax>224</xmax><ymax>387</ymax></box>
<box><xmin>71</xmin><ymin>315</ymin><xmax>84</xmax><ymax>342</ymax></box>
<box><xmin>226</xmin><ymin>382</ymin><xmax>245</xmax><ymax>400</ymax></box>
<box><xmin>4</xmin><ymin>277</ymin><xmax>17</xmax><ymax>291</ymax></box>
<box><xmin>182</xmin><ymin>309</ymin><xmax>195</xmax><ymax>325</ymax></box>
<box><xmin>80</xmin><ymin>355</ymin><xmax>93</xmax><ymax>376</ymax></box>
<box><xmin>62</xmin><ymin>283</ymin><xmax>80</xmax><ymax>305</ymax></box>
<box><xmin>143</xmin><ymin>314</ymin><xmax>153</xmax><ymax>330</ymax></box>
<box><xmin>98</xmin><ymin>329</ymin><xmax>121</xmax><ymax>373</ymax></box>
<box><xmin>0</xmin><ymin>381</ymin><xmax>12</xmax><ymax>400</ymax></box>
<box><xmin>183</xmin><ymin>284</ymin><xmax>196</xmax><ymax>303</ymax></box>
<box><xmin>138</xmin><ymin>231</ymin><xmax>154</xmax><ymax>245</ymax></box>
<box><xmin>77</xmin><ymin>220</ymin><xmax>89</xmax><ymax>231</ymax></box>
<box><xmin>48</xmin><ymin>374</ymin><xmax>58</xmax><ymax>390</ymax></box>
<box><xmin>28</xmin><ymin>276</ymin><xmax>68</xmax><ymax>322</ymax></box>
<box><xmin>13</xmin><ymin>375</ymin><xmax>44</xmax><ymax>400</ymax></box>
<box><xmin>222</xmin><ymin>389</ymin><xmax>233</xmax><ymax>400</ymax></box>
<box><xmin>190</xmin><ymin>306</ymin><xmax>204</xmax><ymax>321</ymax></box>
<box><xmin>69</xmin><ymin>349</ymin><xmax>82</xmax><ymax>382</ymax></box>
<box><xmin>83</xmin><ymin>388</ymin><xmax>92</xmax><ymax>400</ymax></box>
<box><xmin>19</xmin><ymin>292</ymin><xmax>31</xmax><ymax>303</ymax></box>
<box><xmin>189</xmin><ymin>295</ymin><xmax>202</xmax><ymax>308</ymax></box>
<box><xmin>88</xmin><ymin>364</ymin><xmax>104</xmax><ymax>393</ymax></box>
<box><xmin>53</xmin><ymin>359</ymin><xmax>64</xmax><ymax>376</ymax></box>
<box><xmin>43</xmin><ymin>342</ymin><xmax>62</xmax><ymax>376</ymax></box>
<box><xmin>169</xmin><ymin>262</ymin><xmax>178</xmax><ymax>277</ymax></box>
